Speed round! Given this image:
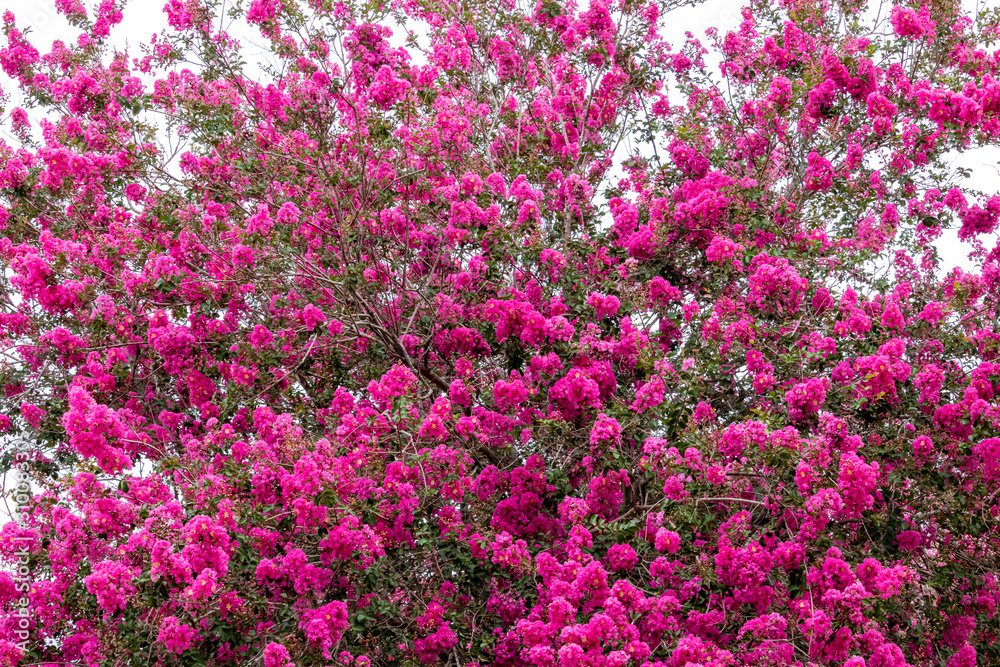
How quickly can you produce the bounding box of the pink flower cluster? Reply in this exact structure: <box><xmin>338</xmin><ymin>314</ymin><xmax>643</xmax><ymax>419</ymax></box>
<box><xmin>0</xmin><ymin>0</ymin><xmax>998</xmax><ymax>664</ymax></box>
<box><xmin>747</xmin><ymin>255</ymin><xmax>808</xmax><ymax>314</ymax></box>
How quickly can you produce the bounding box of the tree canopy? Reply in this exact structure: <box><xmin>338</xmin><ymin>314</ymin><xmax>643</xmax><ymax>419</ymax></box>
<box><xmin>1</xmin><ymin>0</ymin><xmax>1000</xmax><ymax>665</ymax></box>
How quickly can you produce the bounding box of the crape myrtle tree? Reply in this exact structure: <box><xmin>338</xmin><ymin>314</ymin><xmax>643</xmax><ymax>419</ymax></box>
<box><xmin>0</xmin><ymin>0</ymin><xmax>999</xmax><ymax>663</ymax></box>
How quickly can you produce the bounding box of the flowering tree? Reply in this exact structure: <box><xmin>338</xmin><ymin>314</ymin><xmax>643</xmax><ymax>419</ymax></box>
<box><xmin>0</xmin><ymin>0</ymin><xmax>999</xmax><ymax>664</ymax></box>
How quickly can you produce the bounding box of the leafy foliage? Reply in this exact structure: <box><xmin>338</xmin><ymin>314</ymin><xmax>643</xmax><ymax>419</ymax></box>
<box><xmin>0</xmin><ymin>0</ymin><xmax>999</xmax><ymax>665</ymax></box>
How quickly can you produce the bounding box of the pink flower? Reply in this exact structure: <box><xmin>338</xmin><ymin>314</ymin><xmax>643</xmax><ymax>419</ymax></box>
<box><xmin>705</xmin><ymin>235</ymin><xmax>743</xmax><ymax>264</ymax></box>
<box><xmin>692</xmin><ymin>401</ymin><xmax>715</xmax><ymax>424</ymax></box>
<box><xmin>369</xmin><ymin>65</ymin><xmax>410</xmax><ymax>108</ymax></box>
<box><xmin>413</xmin><ymin>623</ymin><xmax>457</xmax><ymax>664</ymax></box>
<box><xmin>874</xmin><ymin>565</ymin><xmax>914</xmax><ymax>598</ymax></box>
<box><xmin>180</xmin><ymin>516</ymin><xmax>231</xmax><ymax>578</ymax></box>
<box><xmin>539</xmin><ymin>249</ymin><xmax>566</xmax><ymax>281</ymax></box>
<box><xmin>606</xmin><ymin>543</ymin><xmax>638</xmax><ymax>571</ymax></box>
<box><xmin>157</xmin><ymin>616</ymin><xmax>199</xmax><ymax>654</ymax></box>
<box><xmin>880</xmin><ymin>301</ymin><xmax>905</xmax><ymax>330</ymax></box>
<box><xmin>300</xmin><ymin>304</ymin><xmax>327</xmax><ymax>330</ymax></box>
<box><xmin>493</xmin><ymin>376</ymin><xmax>530</xmax><ymax>412</ymax></box>
<box><xmin>490</xmin><ymin>532</ymin><xmax>530</xmax><ymax>572</ymax></box>
<box><xmin>485</xmin><ymin>172</ymin><xmax>507</xmax><ymax>197</ymax></box>
<box><xmin>654</xmin><ymin>528</ymin><xmax>681</xmax><ymax>553</ymax></box>
<box><xmin>247</xmin><ymin>0</ymin><xmax>281</xmax><ymax>24</ymax></box>
<box><xmin>185</xmin><ymin>568</ymin><xmax>219</xmax><ymax>602</ymax></box>
<box><xmin>124</xmin><ymin>183</ymin><xmax>146</xmax><ymax>201</ymax></box>
<box><xmin>83</xmin><ymin>561</ymin><xmax>136</xmax><ymax>615</ymax></box>
<box><xmin>589</xmin><ymin>412</ymin><xmax>622</xmax><ymax>447</ymax></box>
<box><xmin>805</xmin><ymin>152</ymin><xmax>834</xmax><ymax>191</ymax></box>
<box><xmin>549</xmin><ymin>368</ymin><xmax>602</xmax><ymax>418</ymax></box>
<box><xmin>19</xmin><ymin>402</ymin><xmax>44</xmax><ymax>428</ymax></box>
<box><xmin>912</xmin><ymin>435</ymin><xmax>934</xmax><ymax>457</ymax></box>
<box><xmin>367</xmin><ymin>364</ymin><xmax>418</xmax><ymax>409</ymax></box>
<box><xmin>914</xmin><ymin>363</ymin><xmax>944</xmax><ymax>405</ymax></box>
<box><xmin>164</xmin><ymin>0</ymin><xmax>194</xmax><ymax>29</ymax></box>
<box><xmin>785</xmin><ymin>378</ymin><xmax>829</xmax><ymax>421</ymax></box>
<box><xmin>586</xmin><ymin>292</ymin><xmax>621</xmax><ymax>318</ymax></box>
<box><xmin>298</xmin><ymin>601</ymin><xmax>349</xmax><ymax>659</ymax></box>
<box><xmin>54</xmin><ymin>0</ymin><xmax>87</xmax><ymax>19</ymax></box>
<box><xmin>662</xmin><ymin>475</ymin><xmax>688</xmax><ymax>500</ymax></box>
<box><xmin>917</xmin><ymin>301</ymin><xmax>947</xmax><ymax>326</ymax></box>
<box><xmin>854</xmin><ymin>354</ymin><xmax>910</xmax><ymax>404</ymax></box>
<box><xmin>890</xmin><ymin>4</ymin><xmax>935</xmax><ymax>39</ymax></box>
<box><xmin>248</xmin><ymin>324</ymin><xmax>274</xmax><ymax>349</ymax></box>
<box><xmin>747</xmin><ymin>255</ymin><xmax>808</xmax><ymax>314</ymax></box>
<box><xmin>630</xmin><ymin>375</ymin><xmax>665</xmax><ymax>412</ymax></box>
<box><xmin>972</xmin><ymin>437</ymin><xmax>1000</xmax><ymax>480</ymax></box>
<box><xmin>838</xmin><ymin>453</ymin><xmax>879</xmax><ymax>519</ymax></box>
<box><xmin>812</xmin><ymin>287</ymin><xmax>834</xmax><ymax>312</ymax></box>
<box><xmin>896</xmin><ymin>530</ymin><xmax>922</xmax><ymax>551</ymax></box>
<box><xmin>263</xmin><ymin>643</ymin><xmax>295</xmax><ymax>667</ymax></box>
<box><xmin>948</xmin><ymin>646</ymin><xmax>977</xmax><ymax>667</ymax></box>
<box><xmin>649</xmin><ymin>277</ymin><xmax>681</xmax><ymax>305</ymax></box>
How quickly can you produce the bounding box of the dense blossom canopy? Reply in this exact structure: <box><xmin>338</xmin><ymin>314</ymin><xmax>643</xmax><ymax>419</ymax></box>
<box><xmin>1</xmin><ymin>0</ymin><xmax>1000</xmax><ymax>665</ymax></box>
